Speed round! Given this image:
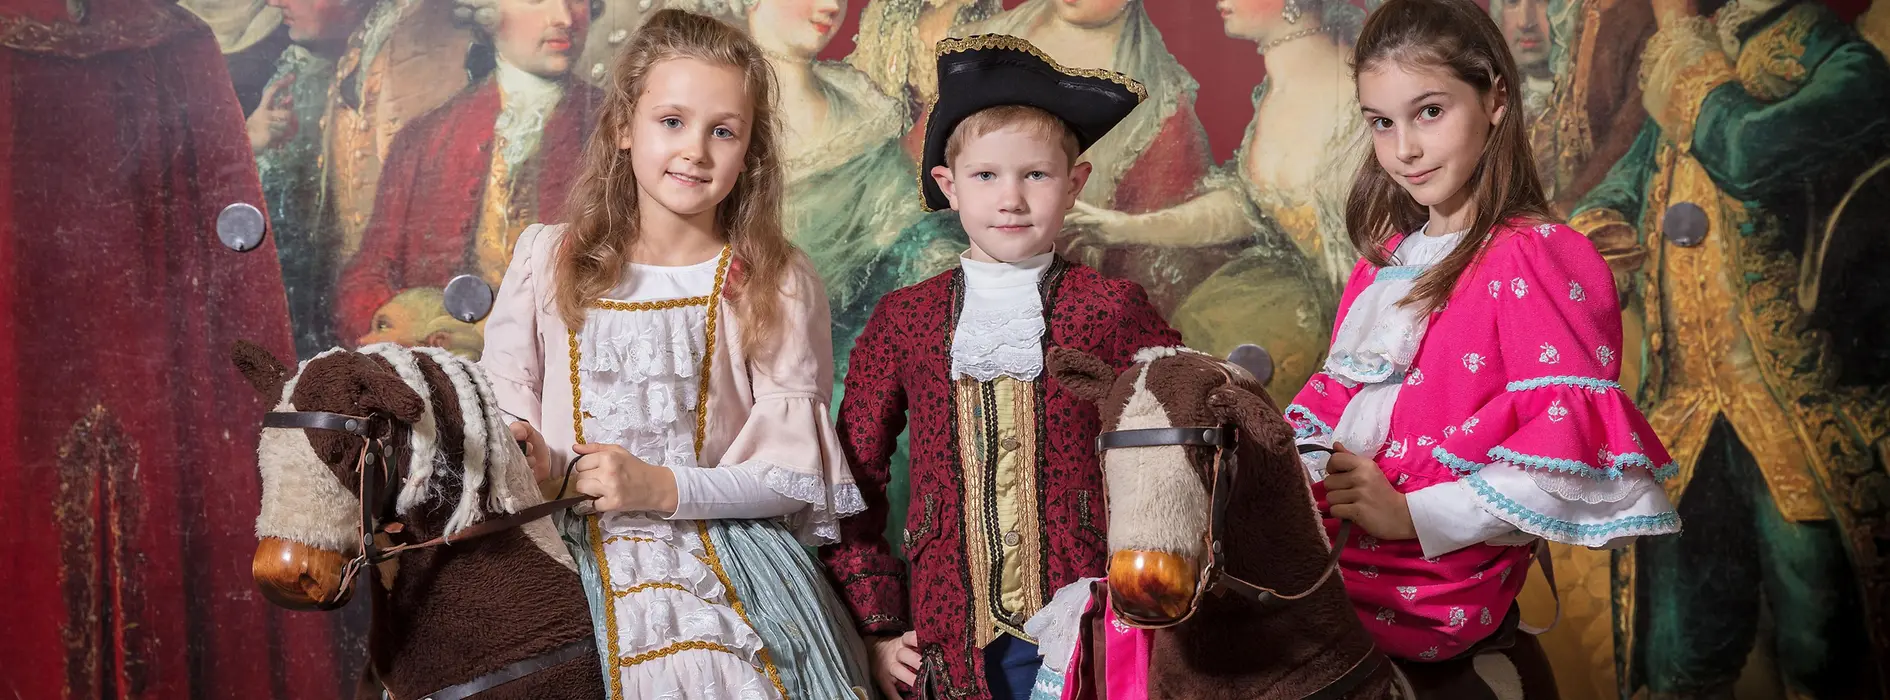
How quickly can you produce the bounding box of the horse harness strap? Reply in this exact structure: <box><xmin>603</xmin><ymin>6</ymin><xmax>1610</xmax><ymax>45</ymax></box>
<box><xmin>1303</xmin><ymin>643</ymin><xmax>1389</xmax><ymax>700</ymax></box>
<box><xmin>1095</xmin><ymin>427</ymin><xmax>1350</xmax><ymax>620</ymax></box>
<box><xmin>415</xmin><ymin>638</ymin><xmax>597</xmax><ymax>700</ymax></box>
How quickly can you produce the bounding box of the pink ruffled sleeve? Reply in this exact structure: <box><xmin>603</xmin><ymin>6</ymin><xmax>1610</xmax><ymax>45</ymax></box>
<box><xmin>1286</xmin><ymin>257</ymin><xmax>1377</xmax><ymax>447</ymax></box>
<box><xmin>1429</xmin><ymin>223</ymin><xmax>1680</xmax><ymax>548</ymax></box>
<box><xmin>481</xmin><ymin>225</ymin><xmax>549</xmax><ymax>431</ymax></box>
<box><xmin>713</xmin><ymin>255</ymin><xmax>865</xmax><ymax>546</ymax></box>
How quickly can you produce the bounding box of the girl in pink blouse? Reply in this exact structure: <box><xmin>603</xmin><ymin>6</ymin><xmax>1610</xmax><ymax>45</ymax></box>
<box><xmin>1287</xmin><ymin>0</ymin><xmax>1681</xmax><ymax>669</ymax></box>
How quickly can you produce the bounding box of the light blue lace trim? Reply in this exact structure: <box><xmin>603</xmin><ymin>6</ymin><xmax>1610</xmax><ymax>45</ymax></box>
<box><xmin>1490</xmin><ymin>446</ymin><xmax>1634</xmax><ymax>480</ymax></box>
<box><xmin>1506</xmin><ymin>376</ymin><xmax>1622</xmax><ymax>393</ymax></box>
<box><xmin>1433</xmin><ymin>446</ymin><xmax>1488</xmax><ymax>475</ymax></box>
<box><xmin>1439</xmin><ymin>445</ymin><xmax>1677</xmax><ymax>482</ymax></box>
<box><xmin>1377</xmin><ymin>265</ymin><xmax>1426</xmax><ymax>281</ymax></box>
<box><xmin>1463</xmin><ymin>472</ymin><xmax>1681</xmax><ymax>541</ymax></box>
<box><xmin>1285</xmin><ymin>404</ymin><xmax>1332</xmax><ymax>439</ymax></box>
<box><xmin>1327</xmin><ymin>353</ymin><xmax>1403</xmax><ymax>384</ymax></box>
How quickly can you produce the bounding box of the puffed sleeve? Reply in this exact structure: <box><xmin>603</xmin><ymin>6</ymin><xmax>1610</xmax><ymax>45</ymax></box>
<box><xmin>713</xmin><ymin>255</ymin><xmax>866</xmax><ymax>546</ymax></box>
<box><xmin>480</xmin><ymin>223</ymin><xmax>549</xmax><ymax>431</ymax></box>
<box><xmin>1429</xmin><ymin>223</ymin><xmax>1681</xmax><ymax>549</ymax></box>
<box><xmin>1286</xmin><ymin>257</ymin><xmax>1378</xmax><ymax>455</ymax></box>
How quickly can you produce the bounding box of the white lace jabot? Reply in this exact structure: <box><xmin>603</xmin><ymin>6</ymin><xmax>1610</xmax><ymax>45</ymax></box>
<box><xmin>1323</xmin><ymin>229</ymin><xmax>1464</xmax><ymax>387</ymax></box>
<box><xmin>494</xmin><ymin>57</ymin><xmax>565</xmax><ymax>168</ymax></box>
<box><xmin>952</xmin><ymin>252</ymin><xmax>1053</xmax><ymax>382</ymax></box>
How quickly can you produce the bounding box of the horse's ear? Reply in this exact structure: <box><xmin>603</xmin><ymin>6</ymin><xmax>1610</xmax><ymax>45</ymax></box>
<box><xmin>1048</xmin><ymin>347</ymin><xmax>1118</xmax><ymax>406</ymax></box>
<box><xmin>355</xmin><ymin>356</ymin><xmax>427</xmax><ymax>424</ymax></box>
<box><xmin>232</xmin><ymin>340</ymin><xmax>290</xmax><ymax>401</ymax></box>
<box><xmin>1207</xmin><ymin>385</ymin><xmax>1293</xmax><ymax>450</ymax></box>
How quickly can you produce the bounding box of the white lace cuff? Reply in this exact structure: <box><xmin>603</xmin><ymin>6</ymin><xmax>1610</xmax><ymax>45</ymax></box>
<box><xmin>667</xmin><ymin>460</ymin><xmax>865</xmax><ymax>546</ymax></box>
<box><xmin>1407</xmin><ymin>481</ymin><xmax>1523</xmax><ymax>559</ymax></box>
<box><xmin>1024</xmin><ymin>577</ymin><xmax>1102</xmax><ymax>674</ymax></box>
<box><xmin>1463</xmin><ymin>461</ymin><xmax>1680</xmax><ymax>549</ymax></box>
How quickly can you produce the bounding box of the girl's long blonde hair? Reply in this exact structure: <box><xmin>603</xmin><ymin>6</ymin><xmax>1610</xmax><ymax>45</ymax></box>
<box><xmin>555</xmin><ymin>8</ymin><xmax>795</xmax><ymax>356</ymax></box>
<box><xmin>1343</xmin><ymin>0</ymin><xmax>1556</xmax><ymax>312</ymax></box>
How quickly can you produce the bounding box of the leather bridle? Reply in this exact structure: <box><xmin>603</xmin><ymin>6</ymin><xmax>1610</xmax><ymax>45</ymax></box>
<box><xmin>261</xmin><ymin>408</ymin><xmax>592</xmax><ymax>699</ymax></box>
<box><xmin>1089</xmin><ymin>357</ymin><xmax>1386</xmax><ymax>699</ymax></box>
<box><xmin>1092</xmin><ymin>356</ymin><xmax>1350</xmax><ymax>630</ymax></box>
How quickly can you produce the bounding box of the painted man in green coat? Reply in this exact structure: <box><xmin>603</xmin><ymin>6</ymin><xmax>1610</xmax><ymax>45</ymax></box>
<box><xmin>1569</xmin><ymin>0</ymin><xmax>1890</xmax><ymax>696</ymax></box>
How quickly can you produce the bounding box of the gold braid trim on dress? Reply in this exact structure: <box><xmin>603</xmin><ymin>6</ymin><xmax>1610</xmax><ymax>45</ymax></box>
<box><xmin>571</xmin><ymin>246</ymin><xmax>788</xmax><ymax>698</ymax></box>
<box><xmin>620</xmin><ymin>640</ymin><xmax>746</xmax><ymax>667</ymax></box>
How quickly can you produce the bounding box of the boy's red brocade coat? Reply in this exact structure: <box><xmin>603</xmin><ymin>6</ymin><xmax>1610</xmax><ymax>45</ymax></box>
<box><xmin>821</xmin><ymin>257</ymin><xmax>1181</xmax><ymax>698</ymax></box>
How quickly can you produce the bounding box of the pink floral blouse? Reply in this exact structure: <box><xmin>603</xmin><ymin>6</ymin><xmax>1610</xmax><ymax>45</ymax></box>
<box><xmin>1287</xmin><ymin>220</ymin><xmax>1681</xmax><ymax>661</ymax></box>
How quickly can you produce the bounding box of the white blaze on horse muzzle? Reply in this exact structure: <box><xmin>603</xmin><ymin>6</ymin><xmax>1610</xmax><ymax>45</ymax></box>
<box><xmin>1099</xmin><ymin>366</ymin><xmax>1215</xmax><ymax>624</ymax></box>
<box><xmin>1103</xmin><ymin>366</ymin><xmax>1211</xmax><ymax>560</ymax></box>
<box><xmin>254</xmin><ymin>400</ymin><xmax>363</xmax><ymax>554</ymax></box>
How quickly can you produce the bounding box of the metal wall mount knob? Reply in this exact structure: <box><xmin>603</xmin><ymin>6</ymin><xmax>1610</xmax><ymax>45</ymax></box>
<box><xmin>217</xmin><ymin>202</ymin><xmax>267</xmax><ymax>252</ymax></box>
<box><xmin>443</xmin><ymin>275</ymin><xmax>496</xmax><ymax>323</ymax></box>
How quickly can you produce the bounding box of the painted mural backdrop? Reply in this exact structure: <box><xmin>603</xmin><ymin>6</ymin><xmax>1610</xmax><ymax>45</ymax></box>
<box><xmin>5</xmin><ymin>0</ymin><xmax>1889</xmax><ymax>696</ymax></box>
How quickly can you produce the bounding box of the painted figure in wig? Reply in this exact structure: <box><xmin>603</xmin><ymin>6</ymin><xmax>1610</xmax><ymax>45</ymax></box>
<box><xmin>1286</xmin><ymin>0</ymin><xmax>1680</xmax><ymax>693</ymax></box>
<box><xmin>820</xmin><ymin>36</ymin><xmax>1182</xmax><ymax>700</ymax></box>
<box><xmin>1572</xmin><ymin>0</ymin><xmax>1890</xmax><ymax>693</ymax></box>
<box><xmin>479</xmin><ymin>9</ymin><xmax>873</xmax><ymax>698</ymax></box>
<box><xmin>335</xmin><ymin>0</ymin><xmax>604</xmax><ymax>344</ymax></box>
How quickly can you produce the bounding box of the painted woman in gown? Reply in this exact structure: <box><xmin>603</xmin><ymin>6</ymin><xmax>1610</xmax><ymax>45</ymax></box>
<box><xmin>740</xmin><ymin>0</ymin><xmax>926</xmax><ymax>367</ymax></box>
<box><xmin>1067</xmin><ymin>0</ymin><xmax>1367</xmax><ymax>399</ymax></box>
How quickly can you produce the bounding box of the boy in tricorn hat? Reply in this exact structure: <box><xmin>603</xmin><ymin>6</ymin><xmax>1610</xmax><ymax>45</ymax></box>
<box><xmin>819</xmin><ymin>35</ymin><xmax>1181</xmax><ymax>700</ymax></box>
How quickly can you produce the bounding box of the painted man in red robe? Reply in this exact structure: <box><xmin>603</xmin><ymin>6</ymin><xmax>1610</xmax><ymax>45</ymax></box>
<box><xmin>333</xmin><ymin>0</ymin><xmax>600</xmax><ymax>343</ymax></box>
<box><xmin>0</xmin><ymin>0</ymin><xmax>338</xmax><ymax>694</ymax></box>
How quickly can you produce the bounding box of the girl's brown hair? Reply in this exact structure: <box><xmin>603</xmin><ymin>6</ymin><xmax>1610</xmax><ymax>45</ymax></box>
<box><xmin>555</xmin><ymin>8</ymin><xmax>796</xmax><ymax>356</ymax></box>
<box><xmin>1343</xmin><ymin>0</ymin><xmax>1556</xmax><ymax>312</ymax></box>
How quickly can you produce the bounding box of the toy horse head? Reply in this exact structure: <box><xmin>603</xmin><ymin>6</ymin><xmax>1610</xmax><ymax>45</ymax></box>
<box><xmin>1050</xmin><ymin>344</ymin><xmax>1312</xmax><ymax>626</ymax></box>
<box><xmin>230</xmin><ymin>340</ymin><xmax>549</xmax><ymax>610</ymax></box>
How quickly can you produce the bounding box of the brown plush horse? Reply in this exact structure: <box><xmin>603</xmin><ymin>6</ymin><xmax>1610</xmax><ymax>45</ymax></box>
<box><xmin>232</xmin><ymin>340</ymin><xmax>602</xmax><ymax>700</ymax></box>
<box><xmin>1046</xmin><ymin>345</ymin><xmax>1399</xmax><ymax>700</ymax></box>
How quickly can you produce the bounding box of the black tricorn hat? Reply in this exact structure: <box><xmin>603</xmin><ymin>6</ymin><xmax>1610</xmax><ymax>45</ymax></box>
<box><xmin>920</xmin><ymin>34</ymin><xmax>1147</xmax><ymax>212</ymax></box>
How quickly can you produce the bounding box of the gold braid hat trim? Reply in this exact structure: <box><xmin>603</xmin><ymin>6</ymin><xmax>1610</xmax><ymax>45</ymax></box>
<box><xmin>571</xmin><ymin>245</ymin><xmax>787</xmax><ymax>698</ymax></box>
<box><xmin>936</xmin><ymin>34</ymin><xmax>1149</xmax><ymax>101</ymax></box>
<box><xmin>918</xmin><ymin>34</ymin><xmax>1149</xmax><ymax>212</ymax></box>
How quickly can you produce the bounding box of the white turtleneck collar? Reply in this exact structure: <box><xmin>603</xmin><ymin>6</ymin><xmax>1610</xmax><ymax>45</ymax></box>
<box><xmin>951</xmin><ymin>250</ymin><xmax>1054</xmax><ymax>382</ymax></box>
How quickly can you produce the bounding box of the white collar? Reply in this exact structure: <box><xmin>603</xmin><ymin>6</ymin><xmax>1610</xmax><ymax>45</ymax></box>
<box><xmin>951</xmin><ymin>251</ymin><xmax>1052</xmax><ymax>382</ymax></box>
<box><xmin>959</xmin><ymin>251</ymin><xmax>1054</xmax><ymax>290</ymax></box>
<box><xmin>495</xmin><ymin>57</ymin><xmax>564</xmax><ymax>113</ymax></box>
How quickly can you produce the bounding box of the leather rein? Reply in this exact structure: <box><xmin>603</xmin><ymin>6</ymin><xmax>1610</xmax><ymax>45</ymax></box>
<box><xmin>262</xmin><ymin>409</ymin><xmax>592</xmax><ymax>700</ymax></box>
